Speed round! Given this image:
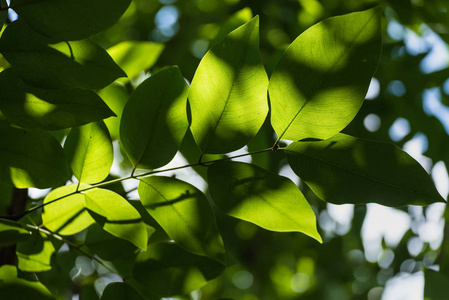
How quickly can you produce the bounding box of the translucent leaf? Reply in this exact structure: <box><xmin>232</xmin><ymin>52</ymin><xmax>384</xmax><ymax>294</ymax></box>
<box><xmin>208</xmin><ymin>161</ymin><xmax>322</xmax><ymax>242</ymax></box>
<box><xmin>138</xmin><ymin>176</ymin><xmax>225</xmax><ymax>263</ymax></box>
<box><xmin>101</xmin><ymin>283</ymin><xmax>143</xmax><ymax>300</ymax></box>
<box><xmin>0</xmin><ymin>219</ymin><xmax>31</xmax><ymax>246</ymax></box>
<box><xmin>285</xmin><ymin>134</ymin><xmax>446</xmax><ymax>207</ymax></box>
<box><xmin>84</xmin><ymin>189</ymin><xmax>148</xmax><ymax>250</ymax></box>
<box><xmin>120</xmin><ymin>66</ymin><xmax>189</xmax><ymax>170</ymax></box>
<box><xmin>210</xmin><ymin>7</ymin><xmax>253</xmax><ymax>46</ymax></box>
<box><xmin>97</xmin><ymin>83</ymin><xmax>129</xmax><ymax>140</ymax></box>
<box><xmin>0</xmin><ymin>265</ymin><xmax>54</xmax><ymax>299</ymax></box>
<box><xmin>189</xmin><ymin>16</ymin><xmax>269</xmax><ymax>154</ymax></box>
<box><xmin>0</xmin><ymin>126</ymin><xmax>70</xmax><ymax>188</ymax></box>
<box><xmin>0</xmin><ymin>69</ymin><xmax>115</xmax><ymax>130</ymax></box>
<box><xmin>132</xmin><ymin>242</ymin><xmax>225</xmax><ymax>297</ymax></box>
<box><xmin>0</xmin><ymin>0</ymin><xmax>7</xmax><ymax>28</ymax></box>
<box><xmin>107</xmin><ymin>41</ymin><xmax>164</xmax><ymax>83</ymax></box>
<box><xmin>0</xmin><ymin>20</ymin><xmax>126</xmax><ymax>89</ymax></box>
<box><xmin>269</xmin><ymin>7</ymin><xmax>381</xmax><ymax>141</ymax></box>
<box><xmin>10</xmin><ymin>0</ymin><xmax>131</xmax><ymax>41</ymax></box>
<box><xmin>16</xmin><ymin>231</ymin><xmax>55</xmax><ymax>272</ymax></box>
<box><xmin>42</xmin><ymin>184</ymin><xmax>95</xmax><ymax>235</ymax></box>
<box><xmin>64</xmin><ymin>121</ymin><xmax>113</xmax><ymax>184</ymax></box>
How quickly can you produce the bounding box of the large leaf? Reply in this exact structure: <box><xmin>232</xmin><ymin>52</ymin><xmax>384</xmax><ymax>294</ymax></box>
<box><xmin>0</xmin><ymin>219</ymin><xmax>31</xmax><ymax>246</ymax></box>
<box><xmin>83</xmin><ymin>189</ymin><xmax>148</xmax><ymax>250</ymax></box>
<box><xmin>0</xmin><ymin>69</ymin><xmax>115</xmax><ymax>130</ymax></box>
<box><xmin>107</xmin><ymin>41</ymin><xmax>164</xmax><ymax>83</ymax></box>
<box><xmin>208</xmin><ymin>161</ymin><xmax>321</xmax><ymax>242</ymax></box>
<box><xmin>0</xmin><ymin>126</ymin><xmax>70</xmax><ymax>188</ymax></box>
<box><xmin>120</xmin><ymin>66</ymin><xmax>189</xmax><ymax>170</ymax></box>
<box><xmin>42</xmin><ymin>184</ymin><xmax>95</xmax><ymax>235</ymax></box>
<box><xmin>188</xmin><ymin>16</ymin><xmax>269</xmax><ymax>154</ymax></box>
<box><xmin>64</xmin><ymin>121</ymin><xmax>113</xmax><ymax>184</ymax></box>
<box><xmin>97</xmin><ymin>82</ymin><xmax>129</xmax><ymax>140</ymax></box>
<box><xmin>138</xmin><ymin>176</ymin><xmax>225</xmax><ymax>263</ymax></box>
<box><xmin>269</xmin><ymin>7</ymin><xmax>381</xmax><ymax>142</ymax></box>
<box><xmin>0</xmin><ymin>20</ymin><xmax>126</xmax><ymax>89</ymax></box>
<box><xmin>285</xmin><ymin>134</ymin><xmax>446</xmax><ymax>206</ymax></box>
<box><xmin>101</xmin><ymin>283</ymin><xmax>143</xmax><ymax>300</ymax></box>
<box><xmin>0</xmin><ymin>265</ymin><xmax>54</xmax><ymax>300</ymax></box>
<box><xmin>132</xmin><ymin>242</ymin><xmax>225</xmax><ymax>297</ymax></box>
<box><xmin>16</xmin><ymin>231</ymin><xmax>55</xmax><ymax>272</ymax></box>
<box><xmin>0</xmin><ymin>0</ymin><xmax>7</xmax><ymax>28</ymax></box>
<box><xmin>10</xmin><ymin>0</ymin><xmax>131</xmax><ymax>41</ymax></box>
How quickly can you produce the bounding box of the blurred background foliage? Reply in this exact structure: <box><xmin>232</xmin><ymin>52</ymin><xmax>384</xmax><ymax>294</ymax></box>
<box><xmin>2</xmin><ymin>0</ymin><xmax>449</xmax><ymax>299</ymax></box>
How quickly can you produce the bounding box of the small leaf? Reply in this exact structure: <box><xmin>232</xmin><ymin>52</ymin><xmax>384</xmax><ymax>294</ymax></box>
<box><xmin>101</xmin><ymin>283</ymin><xmax>144</xmax><ymax>300</ymax></box>
<box><xmin>16</xmin><ymin>231</ymin><xmax>55</xmax><ymax>272</ymax></box>
<box><xmin>107</xmin><ymin>41</ymin><xmax>164</xmax><ymax>83</ymax></box>
<box><xmin>84</xmin><ymin>189</ymin><xmax>148</xmax><ymax>250</ymax></box>
<box><xmin>132</xmin><ymin>242</ymin><xmax>225</xmax><ymax>297</ymax></box>
<box><xmin>42</xmin><ymin>184</ymin><xmax>95</xmax><ymax>235</ymax></box>
<box><xmin>285</xmin><ymin>134</ymin><xmax>446</xmax><ymax>207</ymax></box>
<box><xmin>97</xmin><ymin>82</ymin><xmax>129</xmax><ymax>140</ymax></box>
<box><xmin>0</xmin><ymin>219</ymin><xmax>31</xmax><ymax>246</ymax></box>
<box><xmin>0</xmin><ymin>265</ymin><xmax>55</xmax><ymax>299</ymax></box>
<box><xmin>0</xmin><ymin>69</ymin><xmax>115</xmax><ymax>130</ymax></box>
<box><xmin>10</xmin><ymin>0</ymin><xmax>131</xmax><ymax>41</ymax></box>
<box><xmin>189</xmin><ymin>16</ymin><xmax>269</xmax><ymax>154</ymax></box>
<box><xmin>208</xmin><ymin>161</ymin><xmax>321</xmax><ymax>242</ymax></box>
<box><xmin>0</xmin><ymin>0</ymin><xmax>7</xmax><ymax>28</ymax></box>
<box><xmin>0</xmin><ymin>20</ymin><xmax>126</xmax><ymax>89</ymax></box>
<box><xmin>138</xmin><ymin>176</ymin><xmax>226</xmax><ymax>263</ymax></box>
<box><xmin>269</xmin><ymin>7</ymin><xmax>381</xmax><ymax>141</ymax></box>
<box><xmin>0</xmin><ymin>126</ymin><xmax>70</xmax><ymax>188</ymax></box>
<box><xmin>64</xmin><ymin>121</ymin><xmax>113</xmax><ymax>184</ymax></box>
<box><xmin>120</xmin><ymin>66</ymin><xmax>189</xmax><ymax>170</ymax></box>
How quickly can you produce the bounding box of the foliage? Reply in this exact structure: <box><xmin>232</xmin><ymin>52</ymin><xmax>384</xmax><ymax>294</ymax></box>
<box><xmin>0</xmin><ymin>1</ymin><xmax>448</xmax><ymax>299</ymax></box>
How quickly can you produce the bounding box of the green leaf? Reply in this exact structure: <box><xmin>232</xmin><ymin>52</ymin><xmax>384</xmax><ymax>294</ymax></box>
<box><xmin>64</xmin><ymin>121</ymin><xmax>113</xmax><ymax>184</ymax></box>
<box><xmin>424</xmin><ymin>270</ymin><xmax>449</xmax><ymax>300</ymax></box>
<box><xmin>208</xmin><ymin>161</ymin><xmax>321</xmax><ymax>242</ymax></box>
<box><xmin>0</xmin><ymin>69</ymin><xmax>115</xmax><ymax>130</ymax></box>
<box><xmin>269</xmin><ymin>7</ymin><xmax>381</xmax><ymax>141</ymax></box>
<box><xmin>101</xmin><ymin>283</ymin><xmax>144</xmax><ymax>300</ymax></box>
<box><xmin>0</xmin><ymin>219</ymin><xmax>31</xmax><ymax>246</ymax></box>
<box><xmin>138</xmin><ymin>176</ymin><xmax>226</xmax><ymax>263</ymax></box>
<box><xmin>189</xmin><ymin>16</ymin><xmax>269</xmax><ymax>154</ymax></box>
<box><xmin>120</xmin><ymin>66</ymin><xmax>189</xmax><ymax>170</ymax></box>
<box><xmin>285</xmin><ymin>134</ymin><xmax>446</xmax><ymax>207</ymax></box>
<box><xmin>97</xmin><ymin>83</ymin><xmax>129</xmax><ymax>140</ymax></box>
<box><xmin>132</xmin><ymin>242</ymin><xmax>225</xmax><ymax>297</ymax></box>
<box><xmin>0</xmin><ymin>0</ymin><xmax>7</xmax><ymax>28</ymax></box>
<box><xmin>42</xmin><ymin>184</ymin><xmax>95</xmax><ymax>235</ymax></box>
<box><xmin>210</xmin><ymin>7</ymin><xmax>253</xmax><ymax>47</ymax></box>
<box><xmin>83</xmin><ymin>189</ymin><xmax>148</xmax><ymax>250</ymax></box>
<box><xmin>16</xmin><ymin>231</ymin><xmax>55</xmax><ymax>272</ymax></box>
<box><xmin>10</xmin><ymin>0</ymin><xmax>131</xmax><ymax>41</ymax></box>
<box><xmin>0</xmin><ymin>265</ymin><xmax>54</xmax><ymax>299</ymax></box>
<box><xmin>0</xmin><ymin>126</ymin><xmax>70</xmax><ymax>188</ymax></box>
<box><xmin>107</xmin><ymin>41</ymin><xmax>164</xmax><ymax>83</ymax></box>
<box><xmin>0</xmin><ymin>20</ymin><xmax>126</xmax><ymax>89</ymax></box>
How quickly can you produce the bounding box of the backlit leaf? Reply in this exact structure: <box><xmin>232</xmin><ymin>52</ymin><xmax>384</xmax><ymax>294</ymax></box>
<box><xmin>189</xmin><ymin>16</ymin><xmax>269</xmax><ymax>154</ymax></box>
<box><xmin>108</xmin><ymin>41</ymin><xmax>164</xmax><ymax>83</ymax></box>
<box><xmin>0</xmin><ymin>219</ymin><xmax>31</xmax><ymax>246</ymax></box>
<box><xmin>0</xmin><ymin>126</ymin><xmax>70</xmax><ymax>188</ymax></box>
<box><xmin>0</xmin><ymin>20</ymin><xmax>126</xmax><ymax>89</ymax></box>
<box><xmin>120</xmin><ymin>66</ymin><xmax>189</xmax><ymax>170</ymax></box>
<box><xmin>97</xmin><ymin>82</ymin><xmax>129</xmax><ymax>140</ymax></box>
<box><xmin>84</xmin><ymin>189</ymin><xmax>148</xmax><ymax>250</ymax></box>
<box><xmin>285</xmin><ymin>134</ymin><xmax>446</xmax><ymax>206</ymax></box>
<box><xmin>138</xmin><ymin>176</ymin><xmax>225</xmax><ymax>263</ymax></box>
<box><xmin>0</xmin><ymin>265</ymin><xmax>54</xmax><ymax>299</ymax></box>
<box><xmin>16</xmin><ymin>231</ymin><xmax>55</xmax><ymax>272</ymax></box>
<box><xmin>269</xmin><ymin>7</ymin><xmax>381</xmax><ymax>141</ymax></box>
<box><xmin>10</xmin><ymin>0</ymin><xmax>131</xmax><ymax>41</ymax></box>
<box><xmin>64</xmin><ymin>121</ymin><xmax>113</xmax><ymax>184</ymax></box>
<box><xmin>208</xmin><ymin>161</ymin><xmax>321</xmax><ymax>242</ymax></box>
<box><xmin>0</xmin><ymin>69</ymin><xmax>115</xmax><ymax>130</ymax></box>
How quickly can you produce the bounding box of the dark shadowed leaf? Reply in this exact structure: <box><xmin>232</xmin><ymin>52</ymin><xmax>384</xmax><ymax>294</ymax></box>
<box><xmin>16</xmin><ymin>231</ymin><xmax>55</xmax><ymax>272</ymax></box>
<box><xmin>0</xmin><ymin>20</ymin><xmax>126</xmax><ymax>89</ymax></box>
<box><xmin>0</xmin><ymin>69</ymin><xmax>115</xmax><ymax>130</ymax></box>
<box><xmin>101</xmin><ymin>282</ymin><xmax>144</xmax><ymax>300</ymax></box>
<box><xmin>0</xmin><ymin>0</ymin><xmax>7</xmax><ymax>28</ymax></box>
<box><xmin>138</xmin><ymin>176</ymin><xmax>225</xmax><ymax>263</ymax></box>
<box><xmin>285</xmin><ymin>134</ymin><xmax>446</xmax><ymax>206</ymax></box>
<box><xmin>0</xmin><ymin>126</ymin><xmax>69</xmax><ymax>188</ymax></box>
<box><xmin>132</xmin><ymin>242</ymin><xmax>225</xmax><ymax>297</ymax></box>
<box><xmin>208</xmin><ymin>161</ymin><xmax>321</xmax><ymax>242</ymax></box>
<box><xmin>189</xmin><ymin>16</ymin><xmax>269</xmax><ymax>154</ymax></box>
<box><xmin>0</xmin><ymin>265</ymin><xmax>54</xmax><ymax>299</ymax></box>
<box><xmin>0</xmin><ymin>219</ymin><xmax>31</xmax><ymax>246</ymax></box>
<box><xmin>10</xmin><ymin>0</ymin><xmax>131</xmax><ymax>41</ymax></box>
<box><xmin>269</xmin><ymin>7</ymin><xmax>381</xmax><ymax>141</ymax></box>
<box><xmin>120</xmin><ymin>66</ymin><xmax>189</xmax><ymax>170</ymax></box>
<box><xmin>64</xmin><ymin>121</ymin><xmax>113</xmax><ymax>184</ymax></box>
